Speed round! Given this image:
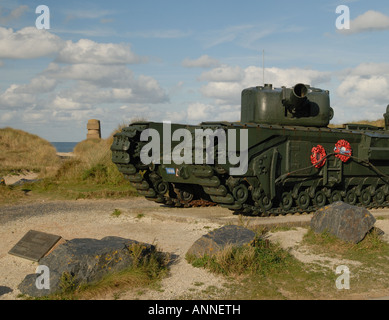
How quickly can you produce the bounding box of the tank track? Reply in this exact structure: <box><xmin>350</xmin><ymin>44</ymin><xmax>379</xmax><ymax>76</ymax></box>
<box><xmin>112</xmin><ymin>126</ymin><xmax>389</xmax><ymax>217</ymax></box>
<box><xmin>111</xmin><ymin>126</ymin><xmax>217</xmax><ymax>209</ymax></box>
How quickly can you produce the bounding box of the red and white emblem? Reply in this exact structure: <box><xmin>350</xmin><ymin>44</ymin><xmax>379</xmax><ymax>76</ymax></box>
<box><xmin>334</xmin><ymin>140</ymin><xmax>352</xmax><ymax>163</ymax></box>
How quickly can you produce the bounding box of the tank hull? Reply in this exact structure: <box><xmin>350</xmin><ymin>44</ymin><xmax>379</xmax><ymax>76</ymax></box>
<box><xmin>112</xmin><ymin>120</ymin><xmax>389</xmax><ymax>216</ymax></box>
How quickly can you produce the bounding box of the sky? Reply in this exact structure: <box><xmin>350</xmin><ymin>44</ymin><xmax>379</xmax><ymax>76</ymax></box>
<box><xmin>1</xmin><ymin>0</ymin><xmax>389</xmax><ymax>142</ymax></box>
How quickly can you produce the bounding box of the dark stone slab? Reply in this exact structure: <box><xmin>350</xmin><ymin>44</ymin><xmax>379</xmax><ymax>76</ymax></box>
<box><xmin>8</xmin><ymin>230</ymin><xmax>62</xmax><ymax>262</ymax></box>
<box><xmin>18</xmin><ymin>236</ymin><xmax>155</xmax><ymax>297</ymax></box>
<box><xmin>187</xmin><ymin>225</ymin><xmax>256</xmax><ymax>258</ymax></box>
<box><xmin>11</xmin><ymin>178</ymin><xmax>41</xmax><ymax>186</ymax></box>
<box><xmin>0</xmin><ymin>286</ymin><xmax>12</xmax><ymax>297</ymax></box>
<box><xmin>310</xmin><ymin>201</ymin><xmax>376</xmax><ymax>244</ymax></box>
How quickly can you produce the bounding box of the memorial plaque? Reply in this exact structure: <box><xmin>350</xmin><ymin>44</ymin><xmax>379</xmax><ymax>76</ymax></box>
<box><xmin>8</xmin><ymin>230</ymin><xmax>62</xmax><ymax>262</ymax></box>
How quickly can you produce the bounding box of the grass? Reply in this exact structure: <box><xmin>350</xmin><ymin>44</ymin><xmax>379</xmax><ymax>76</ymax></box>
<box><xmin>186</xmin><ymin>226</ymin><xmax>389</xmax><ymax>300</ymax></box>
<box><xmin>186</xmin><ymin>237</ymin><xmax>292</xmax><ymax>277</ymax></box>
<box><xmin>0</xmin><ymin>185</ymin><xmax>27</xmax><ymax>204</ymax></box>
<box><xmin>300</xmin><ymin>228</ymin><xmax>389</xmax><ymax>297</ymax></box>
<box><xmin>111</xmin><ymin>209</ymin><xmax>122</xmax><ymax>217</ymax></box>
<box><xmin>0</xmin><ymin>127</ymin><xmax>60</xmax><ymax>176</ymax></box>
<box><xmin>302</xmin><ymin>228</ymin><xmax>388</xmax><ymax>258</ymax></box>
<box><xmin>185</xmin><ymin>235</ymin><xmax>329</xmax><ymax>300</ymax></box>
<box><xmin>0</xmin><ymin>126</ymin><xmax>137</xmax><ymax>204</ymax></box>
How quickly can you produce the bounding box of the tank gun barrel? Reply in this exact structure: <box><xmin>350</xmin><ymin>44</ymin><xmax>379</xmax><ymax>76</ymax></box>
<box><xmin>283</xmin><ymin>83</ymin><xmax>309</xmax><ymax>114</ymax></box>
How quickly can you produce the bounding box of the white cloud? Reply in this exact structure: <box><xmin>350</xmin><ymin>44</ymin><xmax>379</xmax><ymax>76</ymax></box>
<box><xmin>187</xmin><ymin>103</ymin><xmax>215</xmax><ymax>121</ymax></box>
<box><xmin>42</xmin><ymin>63</ymin><xmax>169</xmax><ymax>105</ymax></box>
<box><xmin>52</xmin><ymin>96</ymin><xmax>91</xmax><ymax>111</ymax></box>
<box><xmin>56</xmin><ymin>39</ymin><xmax>145</xmax><ymax>65</ymax></box>
<box><xmin>199</xmin><ymin>65</ymin><xmax>331</xmax><ymax>106</ymax></box>
<box><xmin>0</xmin><ymin>74</ymin><xmax>58</xmax><ymax>109</ymax></box>
<box><xmin>163</xmin><ymin>111</ymin><xmax>187</xmax><ymax>123</ymax></box>
<box><xmin>199</xmin><ymin>65</ymin><xmax>244</xmax><ymax>82</ymax></box>
<box><xmin>0</xmin><ymin>27</ymin><xmax>169</xmax><ymax>134</ymax></box>
<box><xmin>0</xmin><ymin>84</ymin><xmax>37</xmax><ymax>109</ymax></box>
<box><xmin>0</xmin><ymin>27</ymin><xmax>62</xmax><ymax>59</ymax></box>
<box><xmin>16</xmin><ymin>76</ymin><xmax>57</xmax><ymax>94</ymax></box>
<box><xmin>200</xmin><ymin>82</ymin><xmax>243</xmax><ymax>105</ymax></box>
<box><xmin>334</xmin><ymin>63</ymin><xmax>389</xmax><ymax>121</ymax></box>
<box><xmin>341</xmin><ymin>10</ymin><xmax>389</xmax><ymax>34</ymax></box>
<box><xmin>0</xmin><ymin>27</ymin><xmax>147</xmax><ymax>65</ymax></box>
<box><xmin>0</xmin><ymin>111</ymin><xmax>16</xmax><ymax>122</ymax></box>
<box><xmin>182</xmin><ymin>55</ymin><xmax>220</xmax><ymax>68</ymax></box>
<box><xmin>21</xmin><ymin>111</ymin><xmax>46</xmax><ymax>123</ymax></box>
<box><xmin>0</xmin><ymin>5</ymin><xmax>28</xmax><ymax>24</ymax></box>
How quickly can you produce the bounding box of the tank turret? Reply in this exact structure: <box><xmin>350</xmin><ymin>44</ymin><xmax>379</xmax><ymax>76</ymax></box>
<box><xmin>240</xmin><ymin>83</ymin><xmax>334</xmax><ymax>127</ymax></box>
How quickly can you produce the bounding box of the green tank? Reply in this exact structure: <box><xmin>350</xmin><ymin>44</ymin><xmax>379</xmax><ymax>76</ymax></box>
<box><xmin>111</xmin><ymin>83</ymin><xmax>389</xmax><ymax>216</ymax></box>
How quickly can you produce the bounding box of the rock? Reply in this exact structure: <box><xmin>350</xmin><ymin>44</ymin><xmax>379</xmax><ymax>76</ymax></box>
<box><xmin>18</xmin><ymin>236</ymin><xmax>155</xmax><ymax>297</ymax></box>
<box><xmin>310</xmin><ymin>201</ymin><xmax>376</xmax><ymax>244</ymax></box>
<box><xmin>187</xmin><ymin>225</ymin><xmax>256</xmax><ymax>258</ymax></box>
<box><xmin>11</xmin><ymin>178</ymin><xmax>40</xmax><ymax>186</ymax></box>
<box><xmin>0</xmin><ymin>286</ymin><xmax>12</xmax><ymax>297</ymax></box>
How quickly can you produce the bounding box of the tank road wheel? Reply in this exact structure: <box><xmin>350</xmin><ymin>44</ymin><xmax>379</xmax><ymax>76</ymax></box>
<box><xmin>154</xmin><ymin>180</ymin><xmax>169</xmax><ymax>196</ymax></box>
<box><xmin>313</xmin><ymin>191</ymin><xmax>327</xmax><ymax>208</ymax></box>
<box><xmin>232</xmin><ymin>184</ymin><xmax>249</xmax><ymax>204</ymax></box>
<box><xmin>297</xmin><ymin>191</ymin><xmax>310</xmax><ymax>211</ymax></box>
<box><xmin>374</xmin><ymin>187</ymin><xmax>385</xmax><ymax>206</ymax></box>
<box><xmin>259</xmin><ymin>195</ymin><xmax>273</xmax><ymax>211</ymax></box>
<box><xmin>280</xmin><ymin>192</ymin><xmax>293</xmax><ymax>211</ymax></box>
<box><xmin>345</xmin><ymin>189</ymin><xmax>357</xmax><ymax>205</ymax></box>
<box><xmin>359</xmin><ymin>189</ymin><xmax>372</xmax><ymax>206</ymax></box>
<box><xmin>330</xmin><ymin>190</ymin><xmax>343</xmax><ymax>203</ymax></box>
<box><xmin>179</xmin><ymin>190</ymin><xmax>194</xmax><ymax>203</ymax></box>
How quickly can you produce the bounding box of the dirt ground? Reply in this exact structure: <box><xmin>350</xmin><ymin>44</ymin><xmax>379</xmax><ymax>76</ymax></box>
<box><xmin>1</xmin><ymin>173</ymin><xmax>389</xmax><ymax>300</ymax></box>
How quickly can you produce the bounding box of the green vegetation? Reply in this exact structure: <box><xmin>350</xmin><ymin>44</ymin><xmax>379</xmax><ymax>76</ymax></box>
<box><xmin>0</xmin><ymin>127</ymin><xmax>137</xmax><ymax>204</ymax></box>
<box><xmin>111</xmin><ymin>209</ymin><xmax>122</xmax><ymax>217</ymax></box>
<box><xmin>186</xmin><ymin>237</ymin><xmax>292</xmax><ymax>277</ymax></box>
<box><xmin>185</xmin><ymin>236</ymin><xmax>321</xmax><ymax>300</ymax></box>
<box><xmin>302</xmin><ymin>227</ymin><xmax>389</xmax><ymax>258</ymax></box>
<box><xmin>0</xmin><ymin>127</ymin><xmax>60</xmax><ymax>176</ymax></box>
<box><xmin>186</xmin><ymin>227</ymin><xmax>389</xmax><ymax>300</ymax></box>
<box><xmin>35</xmin><ymin>136</ymin><xmax>137</xmax><ymax>200</ymax></box>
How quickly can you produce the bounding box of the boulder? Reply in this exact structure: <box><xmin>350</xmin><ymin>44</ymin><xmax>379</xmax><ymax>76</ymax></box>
<box><xmin>18</xmin><ymin>236</ymin><xmax>155</xmax><ymax>297</ymax></box>
<box><xmin>310</xmin><ymin>201</ymin><xmax>376</xmax><ymax>244</ymax></box>
<box><xmin>187</xmin><ymin>225</ymin><xmax>256</xmax><ymax>258</ymax></box>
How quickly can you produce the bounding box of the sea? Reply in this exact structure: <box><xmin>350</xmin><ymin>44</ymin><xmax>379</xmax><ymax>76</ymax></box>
<box><xmin>51</xmin><ymin>142</ymin><xmax>79</xmax><ymax>153</ymax></box>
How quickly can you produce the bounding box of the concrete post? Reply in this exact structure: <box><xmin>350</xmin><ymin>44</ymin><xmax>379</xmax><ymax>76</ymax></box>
<box><xmin>87</xmin><ymin>119</ymin><xmax>101</xmax><ymax>140</ymax></box>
